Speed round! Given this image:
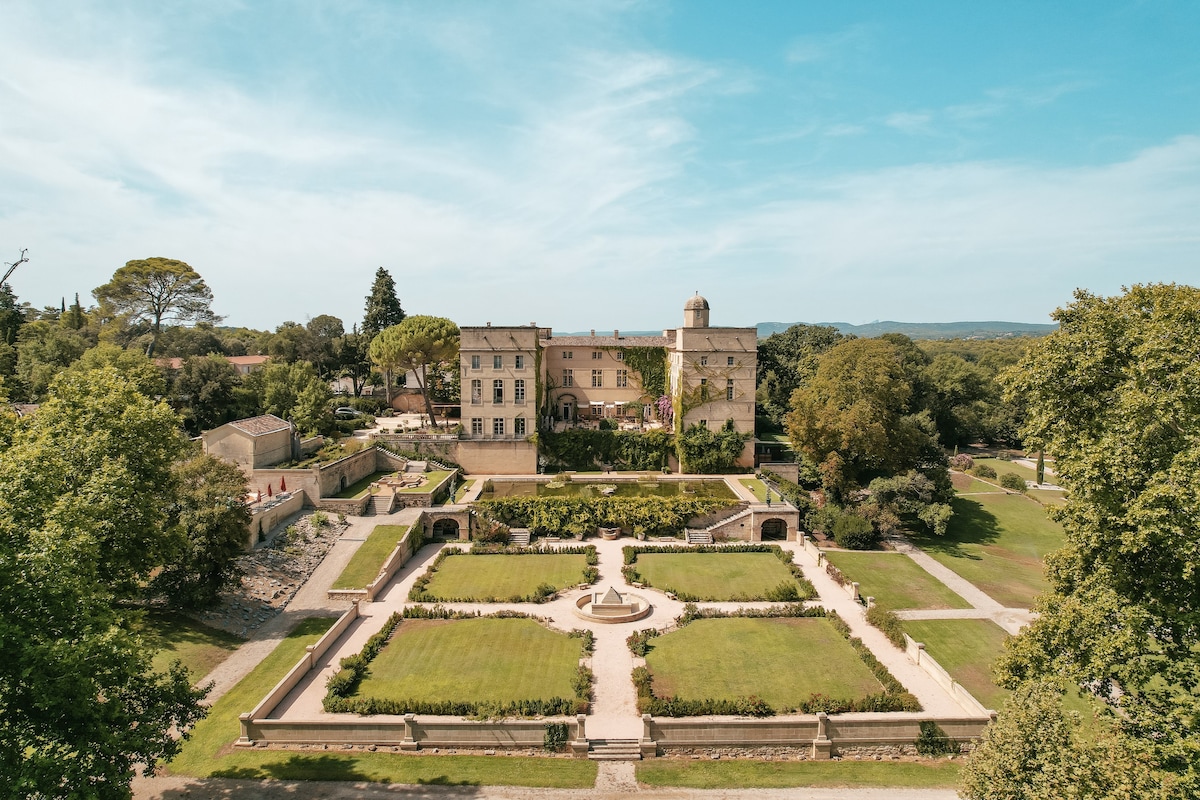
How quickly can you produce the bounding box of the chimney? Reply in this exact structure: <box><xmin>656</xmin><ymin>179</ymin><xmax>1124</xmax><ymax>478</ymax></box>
<box><xmin>614</xmin><ymin>329</ymin><xmax>620</xmax><ymax>338</ymax></box>
<box><xmin>590</xmin><ymin>329</ymin><xmax>595</xmax><ymax>337</ymax></box>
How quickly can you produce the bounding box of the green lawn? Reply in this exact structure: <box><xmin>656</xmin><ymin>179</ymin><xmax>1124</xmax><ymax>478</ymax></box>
<box><xmin>334</xmin><ymin>470</ymin><xmax>395</xmax><ymax>499</ymax></box>
<box><xmin>168</xmin><ymin>616</ymin><xmax>595</xmax><ymax>787</ymax></box>
<box><xmin>975</xmin><ymin>457</ymin><xmax>1038</xmax><ymax>484</ymax></box>
<box><xmin>355</xmin><ymin>618</ymin><xmax>581</xmax><ymax>704</ymax></box>
<box><xmin>141</xmin><ymin>610</ymin><xmax>242</xmax><ymax>681</ymax></box>
<box><xmin>951</xmin><ymin>471</ymin><xmax>1003</xmax><ymax>494</ymax></box>
<box><xmin>420</xmin><ymin>553</ymin><xmax>588</xmax><ymax>601</ymax></box>
<box><xmin>398</xmin><ymin>469</ymin><xmax>453</xmax><ymax>493</ymax></box>
<box><xmin>909</xmin><ymin>493</ymin><xmax>1063</xmax><ymax>608</ymax></box>
<box><xmin>645</xmin><ymin>618</ymin><xmax>884</xmax><ymax>710</ymax></box>
<box><xmin>1028</xmin><ymin>488</ymin><xmax>1067</xmax><ymax>506</ymax></box>
<box><xmin>739</xmin><ymin>478</ymin><xmax>769</xmax><ymax>501</ymax></box>
<box><xmin>637</xmin><ymin>759</ymin><xmax>961</xmax><ymax>789</ymax></box>
<box><xmin>331</xmin><ymin>525</ymin><xmax>410</xmax><ymax>589</ymax></box>
<box><xmin>903</xmin><ymin>618</ymin><xmax>1010</xmax><ymax>710</ymax></box>
<box><xmin>634</xmin><ymin>552</ymin><xmax>805</xmax><ymax>601</ymax></box>
<box><xmin>823</xmin><ymin>552</ymin><xmax>970</xmax><ymax>610</ymax></box>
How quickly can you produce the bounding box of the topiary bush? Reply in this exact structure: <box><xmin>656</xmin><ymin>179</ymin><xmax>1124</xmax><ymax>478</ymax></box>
<box><xmin>999</xmin><ymin>473</ymin><xmax>1026</xmax><ymax>492</ymax></box>
<box><xmin>949</xmin><ymin>453</ymin><xmax>975</xmax><ymax>471</ymax></box>
<box><xmin>833</xmin><ymin>513</ymin><xmax>879</xmax><ymax>550</ymax></box>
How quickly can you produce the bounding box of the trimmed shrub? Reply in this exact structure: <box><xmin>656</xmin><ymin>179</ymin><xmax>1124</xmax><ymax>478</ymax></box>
<box><xmin>865</xmin><ymin>604</ymin><xmax>907</xmax><ymax>649</ymax></box>
<box><xmin>833</xmin><ymin>513</ymin><xmax>879</xmax><ymax>550</ymax></box>
<box><xmin>949</xmin><ymin>453</ymin><xmax>975</xmax><ymax>471</ymax></box>
<box><xmin>544</xmin><ymin>722</ymin><xmax>569</xmax><ymax>752</ymax></box>
<box><xmin>916</xmin><ymin>721</ymin><xmax>958</xmax><ymax>756</ymax></box>
<box><xmin>626</xmin><ymin>628</ymin><xmax>660</xmax><ymax>656</ymax></box>
<box><xmin>999</xmin><ymin>472</ymin><xmax>1026</xmax><ymax>492</ymax></box>
<box><xmin>972</xmin><ymin>463</ymin><xmax>997</xmax><ymax>479</ymax></box>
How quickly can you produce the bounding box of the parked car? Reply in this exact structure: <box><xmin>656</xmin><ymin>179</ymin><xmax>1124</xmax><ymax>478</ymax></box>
<box><xmin>334</xmin><ymin>407</ymin><xmax>360</xmax><ymax>419</ymax></box>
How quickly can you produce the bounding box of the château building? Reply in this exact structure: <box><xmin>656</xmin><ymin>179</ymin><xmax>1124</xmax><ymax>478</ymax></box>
<box><xmin>455</xmin><ymin>294</ymin><xmax>757</xmax><ymax>474</ymax></box>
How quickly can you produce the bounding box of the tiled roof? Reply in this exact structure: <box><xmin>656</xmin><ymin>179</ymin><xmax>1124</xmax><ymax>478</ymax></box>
<box><xmin>541</xmin><ymin>336</ymin><xmax>670</xmax><ymax>348</ymax></box>
<box><xmin>228</xmin><ymin>414</ymin><xmax>291</xmax><ymax>436</ymax></box>
<box><xmin>227</xmin><ymin>355</ymin><xmax>270</xmax><ymax>366</ymax></box>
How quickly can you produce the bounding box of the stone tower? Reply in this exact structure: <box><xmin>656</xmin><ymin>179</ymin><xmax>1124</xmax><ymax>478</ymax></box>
<box><xmin>683</xmin><ymin>293</ymin><xmax>710</xmax><ymax>328</ymax></box>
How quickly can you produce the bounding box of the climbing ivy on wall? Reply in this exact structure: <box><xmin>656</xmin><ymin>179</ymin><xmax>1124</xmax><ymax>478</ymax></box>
<box><xmin>539</xmin><ymin>428</ymin><xmax>673</xmax><ymax>471</ymax></box>
<box><xmin>676</xmin><ymin>420</ymin><xmax>752</xmax><ymax>474</ymax></box>
<box><xmin>618</xmin><ymin>346</ymin><xmax>668</xmax><ymax>399</ymax></box>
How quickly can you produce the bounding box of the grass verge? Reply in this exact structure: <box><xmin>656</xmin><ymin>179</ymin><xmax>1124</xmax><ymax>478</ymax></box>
<box><xmin>636</xmin><ymin>758</ymin><xmax>961</xmax><ymax>788</ymax></box>
<box><xmin>168</xmin><ymin>616</ymin><xmax>595</xmax><ymax>787</ymax></box>
<box><xmin>738</xmin><ymin>477</ymin><xmax>769</xmax><ymax>501</ymax></box>
<box><xmin>331</xmin><ymin>525</ymin><xmax>409</xmax><ymax>589</ymax></box>
<box><xmin>823</xmin><ymin>552</ymin><xmax>970</xmax><ymax>610</ymax></box>
<box><xmin>142</xmin><ymin>610</ymin><xmax>242</xmax><ymax>681</ymax></box>
<box><xmin>902</xmin><ymin>618</ymin><xmax>1010</xmax><ymax>710</ymax></box>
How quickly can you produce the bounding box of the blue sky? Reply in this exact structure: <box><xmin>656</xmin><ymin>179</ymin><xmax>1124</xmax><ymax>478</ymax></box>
<box><xmin>1</xmin><ymin>1</ymin><xmax>1198</xmax><ymax>331</ymax></box>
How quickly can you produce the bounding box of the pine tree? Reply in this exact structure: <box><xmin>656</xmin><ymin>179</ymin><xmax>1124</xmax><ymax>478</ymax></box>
<box><xmin>362</xmin><ymin>267</ymin><xmax>406</xmax><ymax>339</ymax></box>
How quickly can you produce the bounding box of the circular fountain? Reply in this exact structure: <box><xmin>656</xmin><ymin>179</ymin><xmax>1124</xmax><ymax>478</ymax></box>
<box><xmin>574</xmin><ymin>586</ymin><xmax>653</xmax><ymax>624</ymax></box>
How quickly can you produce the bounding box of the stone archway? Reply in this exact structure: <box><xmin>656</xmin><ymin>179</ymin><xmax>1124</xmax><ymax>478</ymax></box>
<box><xmin>760</xmin><ymin>518</ymin><xmax>788</xmax><ymax>541</ymax></box>
<box><xmin>432</xmin><ymin>518</ymin><xmax>460</xmax><ymax>540</ymax></box>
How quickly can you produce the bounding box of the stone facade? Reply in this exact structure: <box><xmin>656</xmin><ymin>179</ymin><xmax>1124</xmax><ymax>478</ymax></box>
<box><xmin>201</xmin><ymin>414</ymin><xmax>295</xmax><ymax>470</ymax></box>
<box><xmin>456</xmin><ymin>294</ymin><xmax>757</xmax><ymax>473</ymax></box>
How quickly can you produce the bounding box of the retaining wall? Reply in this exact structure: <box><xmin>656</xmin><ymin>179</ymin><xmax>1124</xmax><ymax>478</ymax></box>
<box><xmin>905</xmin><ymin>634</ymin><xmax>994</xmax><ymax>716</ymax></box>
<box><xmin>247</xmin><ymin>492</ymin><xmax>305</xmax><ymax>548</ymax></box>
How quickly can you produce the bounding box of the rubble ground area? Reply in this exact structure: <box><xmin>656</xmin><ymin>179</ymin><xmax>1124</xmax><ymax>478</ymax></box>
<box><xmin>192</xmin><ymin>513</ymin><xmax>348</xmax><ymax>638</ymax></box>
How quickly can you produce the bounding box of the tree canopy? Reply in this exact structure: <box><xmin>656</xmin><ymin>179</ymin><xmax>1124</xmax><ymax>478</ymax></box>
<box><xmin>93</xmin><ymin>258</ymin><xmax>219</xmax><ymax>357</ymax></box>
<box><xmin>0</xmin><ymin>368</ymin><xmax>207</xmax><ymax>796</ymax></box>
<box><xmin>362</xmin><ymin>266</ymin><xmax>406</xmax><ymax>338</ymax></box>
<box><xmin>369</xmin><ymin>315</ymin><xmax>459</xmax><ymax>425</ymax></box>
<box><xmin>970</xmin><ymin>283</ymin><xmax>1200</xmax><ymax>799</ymax></box>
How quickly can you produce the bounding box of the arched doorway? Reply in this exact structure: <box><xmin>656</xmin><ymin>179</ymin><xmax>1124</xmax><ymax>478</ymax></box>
<box><xmin>432</xmin><ymin>519</ymin><xmax>460</xmax><ymax>540</ymax></box>
<box><xmin>760</xmin><ymin>518</ymin><xmax>787</xmax><ymax>541</ymax></box>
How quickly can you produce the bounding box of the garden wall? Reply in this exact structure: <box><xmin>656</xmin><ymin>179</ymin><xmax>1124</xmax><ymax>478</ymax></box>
<box><xmin>251</xmin><ymin>469</ymin><xmax>318</xmax><ymax>505</ymax></box>
<box><xmin>904</xmin><ymin>634</ymin><xmax>994</xmax><ymax>715</ymax></box>
<box><xmin>317</xmin><ymin>447</ymin><xmax>380</xmax><ymax>497</ymax></box>
<box><xmin>455</xmin><ymin>439</ymin><xmax>537</xmax><ymax>474</ymax></box>
<box><xmin>246</xmin><ymin>491</ymin><xmax>305</xmax><ymax>548</ymax></box>
<box><xmin>642</xmin><ymin>711</ymin><xmax>991</xmax><ymax>758</ymax></box>
<box><xmin>240</xmin><ymin>714</ymin><xmax>569</xmax><ymax>750</ymax></box>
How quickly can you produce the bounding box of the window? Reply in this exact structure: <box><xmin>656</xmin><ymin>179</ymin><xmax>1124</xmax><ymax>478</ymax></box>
<box><xmin>700</xmin><ymin>377</ymin><xmax>708</xmax><ymax>400</ymax></box>
<box><xmin>616</xmin><ymin>351</ymin><xmax>624</xmax><ymax>361</ymax></box>
<box><xmin>493</xmin><ymin>418</ymin><xmax>505</xmax><ymax>436</ymax></box>
<box><xmin>562</xmin><ymin>369</ymin><xmax>574</xmax><ymax>387</ymax></box>
<box><xmin>700</xmin><ymin>355</ymin><xmax>708</xmax><ymax>366</ymax></box>
<box><xmin>726</xmin><ymin>378</ymin><xmax>735</xmax><ymax>401</ymax></box>
<box><xmin>470</xmin><ymin>379</ymin><xmax>482</xmax><ymax>404</ymax></box>
<box><xmin>563</xmin><ymin>351</ymin><xmax>573</xmax><ymax>359</ymax></box>
<box><xmin>471</xmin><ymin>418</ymin><xmax>483</xmax><ymax>435</ymax></box>
<box><xmin>515</xmin><ymin>354</ymin><xmax>525</xmax><ymax>369</ymax></box>
<box><xmin>592</xmin><ymin>351</ymin><xmax>602</xmax><ymax>360</ymax></box>
<box><xmin>616</xmin><ymin>369</ymin><xmax>628</xmax><ymax>388</ymax></box>
<box><xmin>591</xmin><ymin>369</ymin><xmax>603</xmax><ymax>388</ymax></box>
<box><xmin>514</xmin><ymin>379</ymin><xmax>525</xmax><ymax>403</ymax></box>
<box><xmin>699</xmin><ymin>419</ymin><xmax>708</xmax><ymax>428</ymax></box>
<box><xmin>471</xmin><ymin>355</ymin><xmax>480</xmax><ymax>370</ymax></box>
<box><xmin>728</xmin><ymin>356</ymin><xmax>735</xmax><ymax>366</ymax></box>
<box><xmin>514</xmin><ymin>417</ymin><xmax>526</xmax><ymax>436</ymax></box>
<box><xmin>493</xmin><ymin>355</ymin><xmax>502</xmax><ymax>369</ymax></box>
<box><xmin>493</xmin><ymin>379</ymin><xmax>504</xmax><ymax>404</ymax></box>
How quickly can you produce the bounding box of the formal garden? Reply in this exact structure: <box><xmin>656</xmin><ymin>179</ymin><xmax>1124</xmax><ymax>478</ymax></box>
<box><xmin>822</xmin><ymin>551</ymin><xmax>971</xmax><ymax>610</ymax></box>
<box><xmin>330</xmin><ymin>524</ymin><xmax>410</xmax><ymax>590</ymax></box>
<box><xmin>408</xmin><ymin>545</ymin><xmax>599</xmax><ymax>602</ymax></box>
<box><xmin>621</xmin><ymin>544</ymin><xmax>814</xmax><ymax>602</ymax></box>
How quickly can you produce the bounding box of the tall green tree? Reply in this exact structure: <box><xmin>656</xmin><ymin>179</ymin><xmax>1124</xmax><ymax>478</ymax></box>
<box><xmin>306</xmin><ymin>314</ymin><xmax>345</xmax><ymax>379</ymax></box>
<box><xmin>977</xmin><ymin>283</ymin><xmax>1200</xmax><ymax>799</ymax></box>
<box><xmin>755</xmin><ymin>323</ymin><xmax>845</xmax><ymax>426</ymax></box>
<box><xmin>785</xmin><ymin>337</ymin><xmax>943</xmax><ymax>498</ymax></box>
<box><xmin>368</xmin><ymin>315</ymin><xmax>459</xmax><ymax>425</ymax></box>
<box><xmin>251</xmin><ymin>360</ymin><xmax>331</xmax><ymax>436</ymax></box>
<box><xmin>152</xmin><ymin>453</ymin><xmax>251</xmax><ymax>608</ymax></box>
<box><xmin>361</xmin><ymin>266</ymin><xmax>405</xmax><ymax>339</ymax></box>
<box><xmin>93</xmin><ymin>257</ymin><xmax>220</xmax><ymax>357</ymax></box>
<box><xmin>172</xmin><ymin>354</ymin><xmax>242</xmax><ymax>433</ymax></box>
<box><xmin>14</xmin><ymin>320</ymin><xmax>90</xmax><ymax>400</ymax></box>
<box><xmin>0</xmin><ymin>368</ymin><xmax>205</xmax><ymax>797</ymax></box>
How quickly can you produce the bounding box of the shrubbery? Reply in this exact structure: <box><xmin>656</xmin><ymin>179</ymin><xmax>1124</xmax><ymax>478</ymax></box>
<box><xmin>833</xmin><ymin>512</ymin><xmax>878</xmax><ymax>550</ymax></box>
<box><xmin>949</xmin><ymin>453</ymin><xmax>975</xmax><ymax>471</ymax></box>
<box><xmin>865</xmin><ymin>604</ymin><xmax>907</xmax><ymax>649</ymax></box>
<box><xmin>476</xmin><ymin>495</ymin><xmax>734</xmax><ymax>539</ymax></box>
<box><xmin>972</xmin><ymin>463</ymin><xmax>997</xmax><ymax>479</ymax></box>
<box><xmin>999</xmin><ymin>472</ymin><xmax>1026</xmax><ymax>492</ymax></box>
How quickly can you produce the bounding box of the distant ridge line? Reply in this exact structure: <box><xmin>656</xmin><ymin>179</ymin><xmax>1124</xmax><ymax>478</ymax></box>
<box><xmin>756</xmin><ymin>320</ymin><xmax>1057</xmax><ymax>340</ymax></box>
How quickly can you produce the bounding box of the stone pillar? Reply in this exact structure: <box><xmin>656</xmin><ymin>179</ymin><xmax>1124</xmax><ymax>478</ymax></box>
<box><xmin>640</xmin><ymin>713</ymin><xmax>658</xmax><ymax>759</ymax></box>
<box><xmin>850</xmin><ymin>582</ymin><xmax>860</xmax><ymax>601</ymax></box>
<box><xmin>570</xmin><ymin>714</ymin><xmax>590</xmax><ymax>758</ymax></box>
<box><xmin>400</xmin><ymin>713</ymin><xmax>419</xmax><ymax>750</ymax></box>
<box><xmin>811</xmin><ymin>712</ymin><xmax>832</xmax><ymax>760</ymax></box>
<box><xmin>235</xmin><ymin>713</ymin><xmax>254</xmax><ymax>747</ymax></box>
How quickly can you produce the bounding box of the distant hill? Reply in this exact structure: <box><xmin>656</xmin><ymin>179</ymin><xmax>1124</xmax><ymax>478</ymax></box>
<box><xmin>755</xmin><ymin>320</ymin><xmax>1057</xmax><ymax>340</ymax></box>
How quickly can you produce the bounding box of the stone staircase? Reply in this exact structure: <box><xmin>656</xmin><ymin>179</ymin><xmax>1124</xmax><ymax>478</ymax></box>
<box><xmin>405</xmin><ymin>460</ymin><xmax>428</xmax><ymax>473</ymax></box>
<box><xmin>588</xmin><ymin>739</ymin><xmax>642</xmax><ymax>760</ymax></box>
<box><xmin>368</xmin><ymin>493</ymin><xmax>394</xmax><ymax>515</ymax></box>
<box><xmin>685</xmin><ymin>529</ymin><xmax>713</xmax><ymax>545</ymax></box>
<box><xmin>508</xmin><ymin>529</ymin><xmax>531</xmax><ymax>547</ymax></box>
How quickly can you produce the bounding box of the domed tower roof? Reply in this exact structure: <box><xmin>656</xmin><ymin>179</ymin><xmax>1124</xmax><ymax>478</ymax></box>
<box><xmin>683</xmin><ymin>292</ymin><xmax>711</xmax><ymax>328</ymax></box>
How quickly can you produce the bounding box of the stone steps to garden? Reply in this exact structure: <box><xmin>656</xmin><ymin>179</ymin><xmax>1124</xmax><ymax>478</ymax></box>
<box><xmin>685</xmin><ymin>529</ymin><xmax>714</xmax><ymax>545</ymax></box>
<box><xmin>368</xmin><ymin>494</ymin><xmax>393</xmax><ymax>515</ymax></box>
<box><xmin>587</xmin><ymin>739</ymin><xmax>642</xmax><ymax>760</ymax></box>
<box><xmin>405</xmin><ymin>460</ymin><xmax>428</xmax><ymax>473</ymax></box>
<box><xmin>508</xmin><ymin>529</ymin><xmax>531</xmax><ymax>547</ymax></box>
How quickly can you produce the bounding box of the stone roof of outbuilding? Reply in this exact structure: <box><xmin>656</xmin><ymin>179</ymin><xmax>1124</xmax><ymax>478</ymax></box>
<box><xmin>228</xmin><ymin>414</ymin><xmax>291</xmax><ymax>436</ymax></box>
<box><xmin>541</xmin><ymin>336</ymin><xmax>670</xmax><ymax>348</ymax></box>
